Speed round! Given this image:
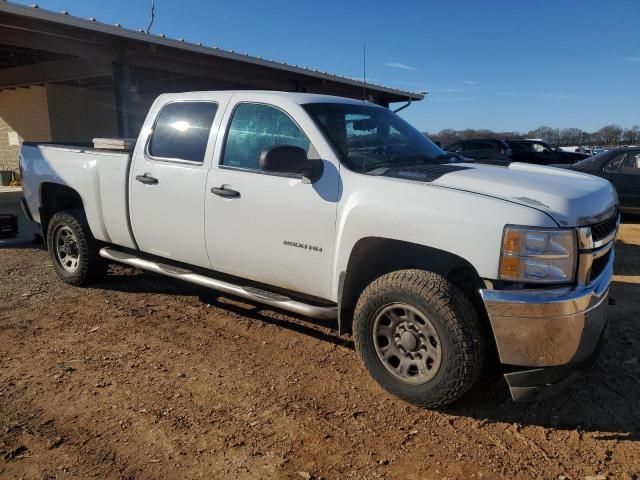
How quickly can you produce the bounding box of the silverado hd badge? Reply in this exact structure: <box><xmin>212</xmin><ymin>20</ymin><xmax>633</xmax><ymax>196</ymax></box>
<box><xmin>283</xmin><ymin>240</ymin><xmax>323</xmax><ymax>253</ymax></box>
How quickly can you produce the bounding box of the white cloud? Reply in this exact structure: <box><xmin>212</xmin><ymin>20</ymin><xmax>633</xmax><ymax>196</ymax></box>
<box><xmin>429</xmin><ymin>96</ymin><xmax>475</xmax><ymax>103</ymax></box>
<box><xmin>385</xmin><ymin>62</ymin><xmax>417</xmax><ymax>71</ymax></box>
<box><xmin>430</xmin><ymin>88</ymin><xmax>468</xmax><ymax>93</ymax></box>
<box><xmin>463</xmin><ymin>80</ymin><xmax>478</xmax><ymax>85</ymax></box>
<box><xmin>497</xmin><ymin>92</ymin><xmax>582</xmax><ymax>99</ymax></box>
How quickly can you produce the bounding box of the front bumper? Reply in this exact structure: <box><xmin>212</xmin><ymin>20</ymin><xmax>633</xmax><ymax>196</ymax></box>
<box><xmin>480</xmin><ymin>245</ymin><xmax>613</xmax><ymax>401</ymax></box>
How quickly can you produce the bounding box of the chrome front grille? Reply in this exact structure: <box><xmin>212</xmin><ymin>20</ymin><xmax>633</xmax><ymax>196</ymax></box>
<box><xmin>590</xmin><ymin>214</ymin><xmax>619</xmax><ymax>243</ymax></box>
<box><xmin>576</xmin><ymin>210</ymin><xmax>619</xmax><ymax>285</ymax></box>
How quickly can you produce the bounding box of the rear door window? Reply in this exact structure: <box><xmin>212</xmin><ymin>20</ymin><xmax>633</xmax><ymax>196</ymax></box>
<box><xmin>510</xmin><ymin>142</ymin><xmax>535</xmax><ymax>152</ymax></box>
<box><xmin>148</xmin><ymin>102</ymin><xmax>218</xmax><ymax>163</ymax></box>
<box><xmin>469</xmin><ymin>142</ymin><xmax>495</xmax><ymax>151</ymax></box>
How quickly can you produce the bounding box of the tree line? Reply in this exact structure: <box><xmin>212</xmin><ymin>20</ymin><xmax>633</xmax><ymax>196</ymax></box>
<box><xmin>426</xmin><ymin>124</ymin><xmax>640</xmax><ymax>148</ymax></box>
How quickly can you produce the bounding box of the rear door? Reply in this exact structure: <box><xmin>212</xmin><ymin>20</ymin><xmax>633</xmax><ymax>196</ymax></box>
<box><xmin>615</xmin><ymin>151</ymin><xmax>640</xmax><ymax>211</ymax></box>
<box><xmin>129</xmin><ymin>94</ymin><xmax>231</xmax><ymax>268</ymax></box>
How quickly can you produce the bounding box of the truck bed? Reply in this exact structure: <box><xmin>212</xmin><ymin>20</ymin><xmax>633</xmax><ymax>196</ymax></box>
<box><xmin>20</xmin><ymin>143</ymin><xmax>136</xmax><ymax>248</ymax></box>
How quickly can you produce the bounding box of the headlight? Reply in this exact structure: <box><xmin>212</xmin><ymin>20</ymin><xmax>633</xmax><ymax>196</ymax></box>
<box><xmin>499</xmin><ymin>226</ymin><xmax>577</xmax><ymax>283</ymax></box>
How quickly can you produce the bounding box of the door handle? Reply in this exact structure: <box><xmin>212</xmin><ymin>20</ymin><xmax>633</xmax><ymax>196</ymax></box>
<box><xmin>135</xmin><ymin>173</ymin><xmax>159</xmax><ymax>185</ymax></box>
<box><xmin>211</xmin><ymin>185</ymin><xmax>240</xmax><ymax>198</ymax></box>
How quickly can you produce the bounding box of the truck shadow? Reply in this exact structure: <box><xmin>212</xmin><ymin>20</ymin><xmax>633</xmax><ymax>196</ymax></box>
<box><xmin>98</xmin><ymin>269</ymin><xmax>640</xmax><ymax>439</ymax></box>
<box><xmin>448</xmin><ymin>277</ymin><xmax>640</xmax><ymax>441</ymax></box>
<box><xmin>614</xmin><ymin>238</ymin><xmax>640</xmax><ymax>276</ymax></box>
<box><xmin>99</xmin><ymin>268</ymin><xmax>354</xmax><ymax>351</ymax></box>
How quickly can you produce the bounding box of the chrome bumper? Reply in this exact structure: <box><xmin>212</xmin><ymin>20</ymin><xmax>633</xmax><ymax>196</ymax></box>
<box><xmin>480</xmin><ymin>247</ymin><xmax>613</xmax><ymax>368</ymax></box>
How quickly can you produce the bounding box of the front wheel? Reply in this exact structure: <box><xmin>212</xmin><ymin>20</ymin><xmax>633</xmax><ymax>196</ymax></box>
<box><xmin>353</xmin><ymin>269</ymin><xmax>485</xmax><ymax>407</ymax></box>
<box><xmin>47</xmin><ymin>209</ymin><xmax>107</xmax><ymax>286</ymax></box>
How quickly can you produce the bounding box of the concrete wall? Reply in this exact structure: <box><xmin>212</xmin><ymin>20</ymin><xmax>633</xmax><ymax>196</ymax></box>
<box><xmin>0</xmin><ymin>86</ymin><xmax>52</xmax><ymax>172</ymax></box>
<box><xmin>0</xmin><ymin>84</ymin><xmax>120</xmax><ymax>178</ymax></box>
<box><xmin>46</xmin><ymin>84</ymin><xmax>119</xmax><ymax>142</ymax></box>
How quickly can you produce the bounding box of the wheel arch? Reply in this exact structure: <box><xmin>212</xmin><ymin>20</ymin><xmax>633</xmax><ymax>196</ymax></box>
<box><xmin>39</xmin><ymin>183</ymin><xmax>85</xmax><ymax>241</ymax></box>
<box><xmin>338</xmin><ymin>237</ymin><xmax>487</xmax><ymax>334</ymax></box>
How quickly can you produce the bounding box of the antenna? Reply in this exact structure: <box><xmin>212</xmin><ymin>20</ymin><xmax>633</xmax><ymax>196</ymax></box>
<box><xmin>146</xmin><ymin>0</ymin><xmax>155</xmax><ymax>33</ymax></box>
<box><xmin>361</xmin><ymin>42</ymin><xmax>367</xmax><ymax>173</ymax></box>
<box><xmin>362</xmin><ymin>42</ymin><xmax>367</xmax><ymax>102</ymax></box>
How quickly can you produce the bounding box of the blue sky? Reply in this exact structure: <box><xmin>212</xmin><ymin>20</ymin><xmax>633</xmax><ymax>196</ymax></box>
<box><xmin>13</xmin><ymin>0</ymin><xmax>640</xmax><ymax>133</ymax></box>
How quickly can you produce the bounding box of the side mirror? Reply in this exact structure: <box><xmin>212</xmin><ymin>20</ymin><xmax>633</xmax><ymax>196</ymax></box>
<box><xmin>259</xmin><ymin>145</ymin><xmax>322</xmax><ymax>182</ymax></box>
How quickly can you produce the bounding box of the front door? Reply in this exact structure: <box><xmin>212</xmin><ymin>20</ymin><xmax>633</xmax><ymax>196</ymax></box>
<box><xmin>129</xmin><ymin>98</ymin><xmax>226</xmax><ymax>269</ymax></box>
<box><xmin>204</xmin><ymin>96</ymin><xmax>340</xmax><ymax>300</ymax></box>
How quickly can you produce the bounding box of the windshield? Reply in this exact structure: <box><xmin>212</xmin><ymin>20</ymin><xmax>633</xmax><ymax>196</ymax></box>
<box><xmin>303</xmin><ymin>102</ymin><xmax>446</xmax><ymax>172</ymax></box>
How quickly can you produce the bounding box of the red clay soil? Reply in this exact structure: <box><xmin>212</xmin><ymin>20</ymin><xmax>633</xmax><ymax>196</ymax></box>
<box><xmin>1</xmin><ymin>223</ymin><xmax>640</xmax><ymax>479</ymax></box>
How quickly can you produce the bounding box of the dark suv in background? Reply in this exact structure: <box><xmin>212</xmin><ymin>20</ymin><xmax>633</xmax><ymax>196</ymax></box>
<box><xmin>444</xmin><ymin>139</ymin><xmax>512</xmax><ymax>164</ymax></box>
<box><xmin>445</xmin><ymin>139</ymin><xmax>590</xmax><ymax>166</ymax></box>
<box><xmin>506</xmin><ymin>140</ymin><xmax>590</xmax><ymax>165</ymax></box>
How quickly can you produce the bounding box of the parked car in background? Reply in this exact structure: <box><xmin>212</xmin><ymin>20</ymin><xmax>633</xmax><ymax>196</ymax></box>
<box><xmin>559</xmin><ymin>146</ymin><xmax>592</xmax><ymax>155</ymax></box>
<box><xmin>444</xmin><ymin>139</ymin><xmax>512</xmax><ymax>164</ymax></box>
<box><xmin>591</xmin><ymin>146</ymin><xmax>607</xmax><ymax>155</ymax></box>
<box><xmin>552</xmin><ymin>147</ymin><xmax>640</xmax><ymax>213</ymax></box>
<box><xmin>506</xmin><ymin>139</ymin><xmax>590</xmax><ymax>165</ymax></box>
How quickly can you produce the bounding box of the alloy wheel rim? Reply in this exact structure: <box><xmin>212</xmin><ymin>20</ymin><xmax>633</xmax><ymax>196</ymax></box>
<box><xmin>54</xmin><ymin>225</ymin><xmax>80</xmax><ymax>273</ymax></box>
<box><xmin>372</xmin><ymin>303</ymin><xmax>443</xmax><ymax>384</ymax></box>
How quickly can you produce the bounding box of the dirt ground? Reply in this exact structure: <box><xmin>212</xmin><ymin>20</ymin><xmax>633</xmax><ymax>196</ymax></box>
<box><xmin>1</xmin><ymin>223</ymin><xmax>639</xmax><ymax>480</ymax></box>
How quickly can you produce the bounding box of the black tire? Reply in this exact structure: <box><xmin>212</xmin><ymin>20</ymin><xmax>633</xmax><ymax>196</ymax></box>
<box><xmin>353</xmin><ymin>269</ymin><xmax>485</xmax><ymax>407</ymax></box>
<box><xmin>47</xmin><ymin>209</ymin><xmax>107</xmax><ymax>286</ymax></box>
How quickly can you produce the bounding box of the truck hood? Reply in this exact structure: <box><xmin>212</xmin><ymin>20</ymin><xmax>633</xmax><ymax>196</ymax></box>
<box><xmin>384</xmin><ymin>162</ymin><xmax>617</xmax><ymax>226</ymax></box>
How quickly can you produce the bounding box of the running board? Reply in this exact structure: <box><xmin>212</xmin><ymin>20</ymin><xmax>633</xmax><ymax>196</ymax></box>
<box><xmin>99</xmin><ymin>247</ymin><xmax>337</xmax><ymax>320</ymax></box>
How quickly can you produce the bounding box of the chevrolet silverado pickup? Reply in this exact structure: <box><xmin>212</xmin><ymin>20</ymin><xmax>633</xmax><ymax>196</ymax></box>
<box><xmin>20</xmin><ymin>91</ymin><xmax>619</xmax><ymax>406</ymax></box>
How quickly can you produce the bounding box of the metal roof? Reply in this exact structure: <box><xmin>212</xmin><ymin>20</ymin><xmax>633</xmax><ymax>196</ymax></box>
<box><xmin>0</xmin><ymin>1</ymin><xmax>425</xmax><ymax>102</ymax></box>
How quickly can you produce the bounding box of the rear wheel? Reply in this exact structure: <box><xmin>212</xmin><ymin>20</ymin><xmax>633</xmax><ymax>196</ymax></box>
<box><xmin>47</xmin><ymin>209</ymin><xmax>107</xmax><ymax>286</ymax></box>
<box><xmin>353</xmin><ymin>269</ymin><xmax>485</xmax><ymax>407</ymax></box>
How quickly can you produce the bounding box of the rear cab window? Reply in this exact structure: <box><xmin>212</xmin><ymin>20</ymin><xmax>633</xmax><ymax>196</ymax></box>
<box><xmin>148</xmin><ymin>101</ymin><xmax>218</xmax><ymax>163</ymax></box>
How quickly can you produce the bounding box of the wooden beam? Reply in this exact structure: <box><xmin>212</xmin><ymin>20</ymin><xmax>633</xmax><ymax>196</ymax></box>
<box><xmin>0</xmin><ymin>57</ymin><xmax>113</xmax><ymax>88</ymax></box>
<box><xmin>127</xmin><ymin>53</ymin><xmax>295</xmax><ymax>91</ymax></box>
<box><xmin>0</xmin><ymin>25</ymin><xmax>118</xmax><ymax>59</ymax></box>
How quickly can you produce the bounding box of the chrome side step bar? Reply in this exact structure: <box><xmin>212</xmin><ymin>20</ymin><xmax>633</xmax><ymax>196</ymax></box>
<box><xmin>99</xmin><ymin>247</ymin><xmax>338</xmax><ymax>320</ymax></box>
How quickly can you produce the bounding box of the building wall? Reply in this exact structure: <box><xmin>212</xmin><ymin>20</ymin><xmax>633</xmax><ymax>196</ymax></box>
<box><xmin>46</xmin><ymin>84</ymin><xmax>119</xmax><ymax>142</ymax></box>
<box><xmin>0</xmin><ymin>86</ymin><xmax>52</xmax><ymax>172</ymax></box>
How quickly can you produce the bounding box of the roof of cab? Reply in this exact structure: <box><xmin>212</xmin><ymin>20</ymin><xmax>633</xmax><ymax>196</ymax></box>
<box><xmin>157</xmin><ymin>90</ymin><xmax>387</xmax><ymax>106</ymax></box>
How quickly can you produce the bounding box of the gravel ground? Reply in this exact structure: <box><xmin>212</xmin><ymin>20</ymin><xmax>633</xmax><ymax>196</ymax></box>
<box><xmin>1</xmin><ymin>222</ymin><xmax>639</xmax><ymax>480</ymax></box>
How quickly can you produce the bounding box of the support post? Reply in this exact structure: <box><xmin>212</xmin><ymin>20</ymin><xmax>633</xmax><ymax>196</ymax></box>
<box><xmin>113</xmin><ymin>62</ymin><xmax>133</xmax><ymax>138</ymax></box>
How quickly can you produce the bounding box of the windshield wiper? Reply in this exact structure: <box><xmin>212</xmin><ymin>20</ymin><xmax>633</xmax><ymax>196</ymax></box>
<box><xmin>362</xmin><ymin>154</ymin><xmax>445</xmax><ymax>174</ymax></box>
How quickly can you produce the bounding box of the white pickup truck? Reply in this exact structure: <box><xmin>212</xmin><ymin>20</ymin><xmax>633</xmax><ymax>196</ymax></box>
<box><xmin>20</xmin><ymin>91</ymin><xmax>618</xmax><ymax>406</ymax></box>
